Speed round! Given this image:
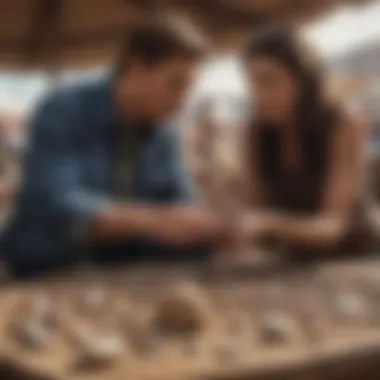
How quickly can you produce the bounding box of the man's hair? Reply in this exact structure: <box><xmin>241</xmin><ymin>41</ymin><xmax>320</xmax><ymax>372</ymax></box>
<box><xmin>116</xmin><ymin>15</ymin><xmax>207</xmax><ymax>74</ymax></box>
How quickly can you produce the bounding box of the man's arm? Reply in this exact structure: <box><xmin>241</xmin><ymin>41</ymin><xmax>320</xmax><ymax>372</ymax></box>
<box><xmin>91</xmin><ymin>126</ymin><xmax>226</xmax><ymax>244</ymax></box>
<box><xmin>20</xmin><ymin>92</ymin><xmax>155</xmax><ymax>242</ymax></box>
<box><xmin>22</xmin><ymin>95</ymin><xmax>224</xmax><ymax>246</ymax></box>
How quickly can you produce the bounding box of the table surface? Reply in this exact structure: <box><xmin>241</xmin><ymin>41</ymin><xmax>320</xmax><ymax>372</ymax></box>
<box><xmin>1</xmin><ymin>257</ymin><xmax>380</xmax><ymax>380</ymax></box>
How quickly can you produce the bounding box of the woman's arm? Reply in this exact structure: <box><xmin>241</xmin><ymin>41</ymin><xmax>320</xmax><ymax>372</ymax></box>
<box><xmin>243</xmin><ymin>114</ymin><xmax>370</xmax><ymax>248</ymax></box>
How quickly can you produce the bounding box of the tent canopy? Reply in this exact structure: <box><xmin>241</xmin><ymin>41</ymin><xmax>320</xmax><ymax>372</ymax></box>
<box><xmin>0</xmin><ymin>0</ymin><xmax>372</xmax><ymax>70</ymax></box>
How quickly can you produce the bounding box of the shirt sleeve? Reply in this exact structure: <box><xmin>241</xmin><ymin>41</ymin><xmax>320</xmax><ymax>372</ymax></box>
<box><xmin>20</xmin><ymin>91</ymin><xmax>109</xmax><ymax>240</ymax></box>
<box><xmin>162</xmin><ymin>127</ymin><xmax>197</xmax><ymax>202</ymax></box>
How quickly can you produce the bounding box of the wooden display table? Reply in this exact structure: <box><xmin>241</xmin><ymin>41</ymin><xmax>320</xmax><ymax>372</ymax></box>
<box><xmin>1</xmin><ymin>259</ymin><xmax>380</xmax><ymax>380</ymax></box>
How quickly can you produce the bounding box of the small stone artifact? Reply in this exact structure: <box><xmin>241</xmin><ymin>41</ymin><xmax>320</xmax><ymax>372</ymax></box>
<box><xmin>153</xmin><ymin>283</ymin><xmax>212</xmax><ymax>334</ymax></box>
<box><xmin>260</xmin><ymin>311</ymin><xmax>298</xmax><ymax>344</ymax></box>
<box><xmin>335</xmin><ymin>292</ymin><xmax>367</xmax><ymax>321</ymax></box>
<box><xmin>74</xmin><ymin>328</ymin><xmax>124</xmax><ymax>371</ymax></box>
<box><xmin>79</xmin><ymin>286</ymin><xmax>107</xmax><ymax>315</ymax></box>
<box><xmin>12</xmin><ymin>319</ymin><xmax>54</xmax><ymax>349</ymax></box>
<box><xmin>10</xmin><ymin>293</ymin><xmax>58</xmax><ymax>349</ymax></box>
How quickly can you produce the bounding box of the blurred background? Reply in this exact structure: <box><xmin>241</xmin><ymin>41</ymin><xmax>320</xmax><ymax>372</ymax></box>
<box><xmin>0</xmin><ymin>0</ymin><xmax>380</xmax><ymax>209</ymax></box>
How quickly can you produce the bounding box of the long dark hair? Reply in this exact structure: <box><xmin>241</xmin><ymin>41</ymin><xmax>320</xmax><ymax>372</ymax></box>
<box><xmin>243</xmin><ymin>26</ymin><xmax>340</xmax><ymax>209</ymax></box>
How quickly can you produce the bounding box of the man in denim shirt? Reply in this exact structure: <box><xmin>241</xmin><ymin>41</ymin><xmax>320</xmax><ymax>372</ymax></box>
<box><xmin>1</xmin><ymin>18</ymin><xmax>228</xmax><ymax>277</ymax></box>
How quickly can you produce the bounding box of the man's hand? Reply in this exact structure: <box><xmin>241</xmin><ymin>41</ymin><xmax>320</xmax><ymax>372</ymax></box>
<box><xmin>148</xmin><ymin>205</ymin><xmax>228</xmax><ymax>246</ymax></box>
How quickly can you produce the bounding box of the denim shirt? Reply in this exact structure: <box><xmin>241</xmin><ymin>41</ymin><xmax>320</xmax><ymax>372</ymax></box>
<box><xmin>1</xmin><ymin>77</ymin><xmax>196</xmax><ymax>275</ymax></box>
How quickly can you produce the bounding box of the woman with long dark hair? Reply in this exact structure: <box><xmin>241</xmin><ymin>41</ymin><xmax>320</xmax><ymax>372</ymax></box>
<box><xmin>238</xmin><ymin>26</ymin><xmax>378</xmax><ymax>257</ymax></box>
